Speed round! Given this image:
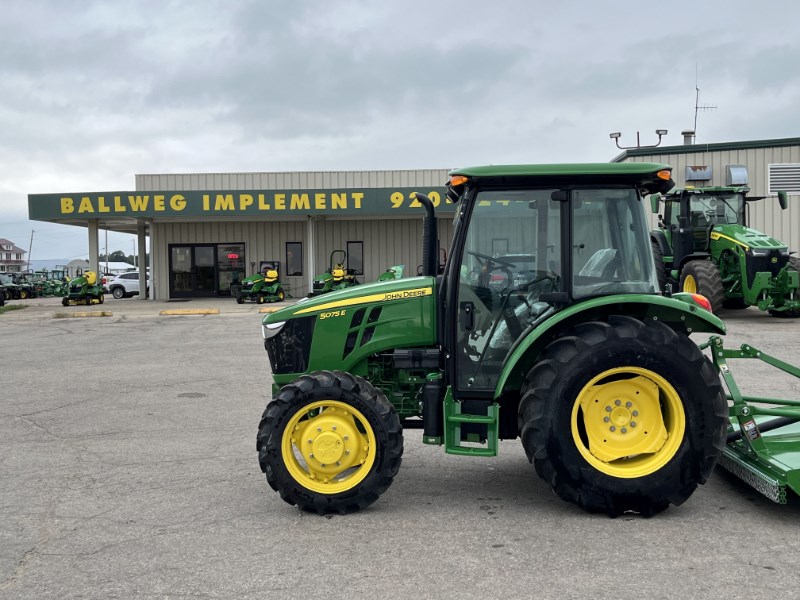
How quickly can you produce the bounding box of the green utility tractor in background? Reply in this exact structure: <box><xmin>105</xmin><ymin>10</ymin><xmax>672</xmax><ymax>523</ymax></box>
<box><xmin>650</xmin><ymin>186</ymin><xmax>800</xmax><ymax>316</ymax></box>
<box><xmin>0</xmin><ymin>273</ymin><xmax>21</xmax><ymax>300</ymax></box>
<box><xmin>62</xmin><ymin>270</ymin><xmax>105</xmax><ymax>306</ymax></box>
<box><xmin>257</xmin><ymin>163</ymin><xmax>743</xmax><ymax>517</ymax></box>
<box><xmin>377</xmin><ymin>265</ymin><xmax>405</xmax><ymax>282</ymax></box>
<box><xmin>308</xmin><ymin>250</ymin><xmax>360</xmax><ymax>296</ymax></box>
<box><xmin>236</xmin><ymin>268</ymin><xmax>285</xmax><ymax>304</ymax></box>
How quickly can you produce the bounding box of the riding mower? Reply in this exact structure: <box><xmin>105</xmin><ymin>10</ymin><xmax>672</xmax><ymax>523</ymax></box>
<box><xmin>308</xmin><ymin>250</ymin><xmax>360</xmax><ymax>296</ymax></box>
<box><xmin>236</xmin><ymin>268</ymin><xmax>285</xmax><ymax>304</ymax></box>
<box><xmin>377</xmin><ymin>265</ymin><xmax>405</xmax><ymax>281</ymax></box>
<box><xmin>256</xmin><ymin>162</ymin><xmax>800</xmax><ymax>517</ymax></box>
<box><xmin>62</xmin><ymin>270</ymin><xmax>105</xmax><ymax>306</ymax></box>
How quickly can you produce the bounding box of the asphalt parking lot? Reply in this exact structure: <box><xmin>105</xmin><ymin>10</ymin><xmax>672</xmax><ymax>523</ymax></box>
<box><xmin>2</xmin><ymin>296</ymin><xmax>800</xmax><ymax>599</ymax></box>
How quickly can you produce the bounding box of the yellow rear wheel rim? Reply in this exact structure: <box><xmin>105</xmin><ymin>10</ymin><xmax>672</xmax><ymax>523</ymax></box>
<box><xmin>571</xmin><ymin>367</ymin><xmax>685</xmax><ymax>478</ymax></box>
<box><xmin>282</xmin><ymin>400</ymin><xmax>376</xmax><ymax>494</ymax></box>
<box><xmin>682</xmin><ymin>274</ymin><xmax>697</xmax><ymax>293</ymax></box>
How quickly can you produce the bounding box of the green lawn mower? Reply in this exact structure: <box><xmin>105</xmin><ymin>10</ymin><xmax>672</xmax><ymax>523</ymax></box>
<box><xmin>255</xmin><ymin>162</ymin><xmax>800</xmax><ymax>517</ymax></box>
<box><xmin>62</xmin><ymin>270</ymin><xmax>105</xmax><ymax>306</ymax></box>
<box><xmin>236</xmin><ymin>268</ymin><xmax>285</xmax><ymax>304</ymax></box>
<box><xmin>309</xmin><ymin>250</ymin><xmax>360</xmax><ymax>296</ymax></box>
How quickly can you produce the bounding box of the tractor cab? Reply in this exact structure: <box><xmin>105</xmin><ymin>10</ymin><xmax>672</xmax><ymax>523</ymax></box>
<box><xmin>446</xmin><ymin>166</ymin><xmax>667</xmax><ymax>393</ymax></box>
<box><xmin>657</xmin><ymin>187</ymin><xmax>748</xmax><ymax>266</ymax></box>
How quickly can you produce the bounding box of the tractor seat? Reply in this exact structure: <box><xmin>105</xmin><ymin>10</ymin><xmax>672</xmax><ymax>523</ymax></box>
<box><xmin>331</xmin><ymin>267</ymin><xmax>345</xmax><ymax>281</ymax></box>
<box><xmin>264</xmin><ymin>269</ymin><xmax>279</xmax><ymax>283</ymax></box>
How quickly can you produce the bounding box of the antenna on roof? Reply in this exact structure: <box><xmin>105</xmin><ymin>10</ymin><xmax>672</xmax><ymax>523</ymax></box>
<box><xmin>693</xmin><ymin>65</ymin><xmax>717</xmax><ymax>138</ymax></box>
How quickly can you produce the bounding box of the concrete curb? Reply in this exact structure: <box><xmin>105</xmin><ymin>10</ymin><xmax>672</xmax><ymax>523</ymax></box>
<box><xmin>159</xmin><ymin>308</ymin><xmax>220</xmax><ymax>316</ymax></box>
<box><xmin>55</xmin><ymin>311</ymin><xmax>114</xmax><ymax>318</ymax></box>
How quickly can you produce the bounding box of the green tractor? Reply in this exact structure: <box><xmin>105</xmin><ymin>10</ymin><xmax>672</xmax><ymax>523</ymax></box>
<box><xmin>0</xmin><ymin>273</ymin><xmax>21</xmax><ymax>300</ymax></box>
<box><xmin>62</xmin><ymin>270</ymin><xmax>105</xmax><ymax>306</ymax></box>
<box><xmin>650</xmin><ymin>186</ymin><xmax>800</xmax><ymax>316</ymax></box>
<box><xmin>377</xmin><ymin>265</ymin><xmax>405</xmax><ymax>282</ymax></box>
<box><xmin>257</xmin><ymin>163</ymin><xmax>744</xmax><ymax>517</ymax></box>
<box><xmin>309</xmin><ymin>250</ymin><xmax>360</xmax><ymax>296</ymax></box>
<box><xmin>236</xmin><ymin>267</ymin><xmax>285</xmax><ymax>304</ymax></box>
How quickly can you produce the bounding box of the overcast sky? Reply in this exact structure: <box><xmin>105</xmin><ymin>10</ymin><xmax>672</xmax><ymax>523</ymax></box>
<box><xmin>2</xmin><ymin>0</ymin><xmax>800</xmax><ymax>260</ymax></box>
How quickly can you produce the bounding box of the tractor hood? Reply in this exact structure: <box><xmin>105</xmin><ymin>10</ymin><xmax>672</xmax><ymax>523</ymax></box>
<box><xmin>711</xmin><ymin>224</ymin><xmax>788</xmax><ymax>252</ymax></box>
<box><xmin>262</xmin><ymin>276</ymin><xmax>436</xmax><ymax>325</ymax></box>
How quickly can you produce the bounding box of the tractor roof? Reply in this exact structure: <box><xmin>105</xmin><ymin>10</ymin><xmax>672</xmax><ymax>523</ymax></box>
<box><xmin>448</xmin><ymin>163</ymin><xmax>674</xmax><ymax>195</ymax></box>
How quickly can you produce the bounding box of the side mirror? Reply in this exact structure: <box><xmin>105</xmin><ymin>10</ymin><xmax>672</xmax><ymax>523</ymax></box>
<box><xmin>649</xmin><ymin>193</ymin><xmax>661</xmax><ymax>214</ymax></box>
<box><xmin>777</xmin><ymin>190</ymin><xmax>788</xmax><ymax>210</ymax></box>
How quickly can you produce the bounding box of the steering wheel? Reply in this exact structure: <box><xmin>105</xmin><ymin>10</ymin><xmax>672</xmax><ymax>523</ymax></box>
<box><xmin>466</xmin><ymin>251</ymin><xmax>518</xmax><ymax>268</ymax></box>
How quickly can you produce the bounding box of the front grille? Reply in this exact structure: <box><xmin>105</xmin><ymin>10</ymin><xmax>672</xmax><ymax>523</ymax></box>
<box><xmin>265</xmin><ymin>316</ymin><xmax>316</xmax><ymax>374</ymax></box>
<box><xmin>746</xmin><ymin>251</ymin><xmax>788</xmax><ymax>287</ymax></box>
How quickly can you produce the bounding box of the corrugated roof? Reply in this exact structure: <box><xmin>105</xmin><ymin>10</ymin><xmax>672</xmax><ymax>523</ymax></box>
<box><xmin>611</xmin><ymin>136</ymin><xmax>800</xmax><ymax>162</ymax></box>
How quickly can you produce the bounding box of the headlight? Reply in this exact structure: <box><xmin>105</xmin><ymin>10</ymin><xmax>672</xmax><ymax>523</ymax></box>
<box><xmin>262</xmin><ymin>321</ymin><xmax>285</xmax><ymax>339</ymax></box>
<box><xmin>779</xmin><ymin>248</ymin><xmax>790</xmax><ymax>256</ymax></box>
<box><xmin>750</xmin><ymin>248</ymin><xmax>770</xmax><ymax>257</ymax></box>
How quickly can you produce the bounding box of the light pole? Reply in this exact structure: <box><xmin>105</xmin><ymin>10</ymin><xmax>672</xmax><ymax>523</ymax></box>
<box><xmin>609</xmin><ymin>129</ymin><xmax>668</xmax><ymax>150</ymax></box>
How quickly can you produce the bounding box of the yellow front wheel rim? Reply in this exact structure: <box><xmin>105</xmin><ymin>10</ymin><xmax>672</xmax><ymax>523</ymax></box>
<box><xmin>571</xmin><ymin>367</ymin><xmax>685</xmax><ymax>478</ymax></box>
<box><xmin>282</xmin><ymin>400</ymin><xmax>376</xmax><ymax>494</ymax></box>
<box><xmin>682</xmin><ymin>274</ymin><xmax>697</xmax><ymax>293</ymax></box>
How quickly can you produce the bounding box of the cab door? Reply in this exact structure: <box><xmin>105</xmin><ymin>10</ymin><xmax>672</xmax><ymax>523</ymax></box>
<box><xmin>450</xmin><ymin>189</ymin><xmax>563</xmax><ymax>395</ymax></box>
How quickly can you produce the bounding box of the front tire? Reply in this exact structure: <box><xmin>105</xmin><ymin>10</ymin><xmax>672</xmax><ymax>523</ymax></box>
<box><xmin>680</xmin><ymin>260</ymin><xmax>725</xmax><ymax>314</ymax></box>
<box><xmin>257</xmin><ymin>371</ymin><xmax>403</xmax><ymax>514</ymax></box>
<box><xmin>519</xmin><ymin>315</ymin><xmax>726</xmax><ymax>516</ymax></box>
<box><xmin>112</xmin><ymin>287</ymin><xmax>125</xmax><ymax>299</ymax></box>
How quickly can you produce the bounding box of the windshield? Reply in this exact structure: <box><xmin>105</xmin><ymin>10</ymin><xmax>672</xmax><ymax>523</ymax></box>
<box><xmin>689</xmin><ymin>192</ymin><xmax>744</xmax><ymax>225</ymax></box>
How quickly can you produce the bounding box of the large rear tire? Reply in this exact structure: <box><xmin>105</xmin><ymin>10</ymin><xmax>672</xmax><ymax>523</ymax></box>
<box><xmin>679</xmin><ymin>260</ymin><xmax>725</xmax><ymax>315</ymax></box>
<box><xmin>519</xmin><ymin>315</ymin><xmax>726</xmax><ymax>516</ymax></box>
<box><xmin>257</xmin><ymin>371</ymin><xmax>403</xmax><ymax>514</ymax></box>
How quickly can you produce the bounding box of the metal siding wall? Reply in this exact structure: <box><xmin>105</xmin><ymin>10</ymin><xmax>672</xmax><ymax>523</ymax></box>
<box><xmin>140</xmin><ymin>169</ymin><xmax>454</xmax><ymax>298</ymax></box>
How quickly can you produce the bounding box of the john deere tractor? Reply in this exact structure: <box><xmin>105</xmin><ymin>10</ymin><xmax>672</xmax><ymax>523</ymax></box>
<box><xmin>255</xmin><ymin>163</ymin><xmax>747</xmax><ymax>517</ymax></box>
<box><xmin>62</xmin><ymin>270</ymin><xmax>105</xmax><ymax>306</ymax></box>
<box><xmin>650</xmin><ymin>186</ymin><xmax>800</xmax><ymax>316</ymax></box>
<box><xmin>236</xmin><ymin>268</ymin><xmax>285</xmax><ymax>304</ymax></box>
<box><xmin>309</xmin><ymin>250</ymin><xmax>360</xmax><ymax>296</ymax></box>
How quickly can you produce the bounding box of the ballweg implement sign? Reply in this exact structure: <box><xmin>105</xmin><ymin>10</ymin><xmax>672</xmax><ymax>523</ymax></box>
<box><xmin>28</xmin><ymin>187</ymin><xmax>454</xmax><ymax>219</ymax></box>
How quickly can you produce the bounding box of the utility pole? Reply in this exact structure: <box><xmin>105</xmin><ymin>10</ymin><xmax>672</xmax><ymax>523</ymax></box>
<box><xmin>27</xmin><ymin>230</ymin><xmax>34</xmax><ymax>272</ymax></box>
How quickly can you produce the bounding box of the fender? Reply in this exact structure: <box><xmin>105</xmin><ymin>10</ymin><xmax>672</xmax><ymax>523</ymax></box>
<box><xmin>493</xmin><ymin>293</ymin><xmax>726</xmax><ymax>398</ymax></box>
<box><xmin>650</xmin><ymin>230</ymin><xmax>670</xmax><ymax>258</ymax></box>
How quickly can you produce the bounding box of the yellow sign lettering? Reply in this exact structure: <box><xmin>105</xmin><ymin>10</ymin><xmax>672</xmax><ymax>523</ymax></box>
<box><xmin>129</xmin><ymin>195</ymin><xmax>149</xmax><ymax>211</ymax></box>
<box><xmin>61</xmin><ymin>197</ymin><xmax>75</xmax><ymax>214</ymax></box>
<box><xmin>314</xmin><ymin>193</ymin><xmax>326</xmax><ymax>210</ymax></box>
<box><xmin>240</xmin><ymin>194</ymin><xmax>253</xmax><ymax>210</ymax></box>
<box><xmin>258</xmin><ymin>193</ymin><xmax>270</xmax><ymax>210</ymax></box>
<box><xmin>170</xmin><ymin>194</ymin><xmax>186</xmax><ymax>211</ymax></box>
<box><xmin>352</xmin><ymin>192</ymin><xmax>363</xmax><ymax>209</ymax></box>
<box><xmin>290</xmin><ymin>193</ymin><xmax>310</xmax><ymax>210</ymax></box>
<box><xmin>114</xmin><ymin>196</ymin><xmax>126</xmax><ymax>212</ymax></box>
<box><xmin>154</xmin><ymin>195</ymin><xmax>165</xmax><ymax>211</ymax></box>
<box><xmin>78</xmin><ymin>197</ymin><xmax>94</xmax><ymax>213</ymax></box>
<box><xmin>332</xmin><ymin>193</ymin><xmax>346</xmax><ymax>210</ymax></box>
<box><xmin>215</xmin><ymin>194</ymin><xmax>234</xmax><ymax>211</ymax></box>
<box><xmin>274</xmin><ymin>193</ymin><xmax>286</xmax><ymax>210</ymax></box>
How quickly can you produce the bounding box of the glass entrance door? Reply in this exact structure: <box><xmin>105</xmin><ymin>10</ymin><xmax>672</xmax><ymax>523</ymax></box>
<box><xmin>169</xmin><ymin>244</ymin><xmax>218</xmax><ymax>298</ymax></box>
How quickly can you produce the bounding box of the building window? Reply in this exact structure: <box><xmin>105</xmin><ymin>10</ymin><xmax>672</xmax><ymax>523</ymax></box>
<box><xmin>286</xmin><ymin>242</ymin><xmax>303</xmax><ymax>276</ymax></box>
<box><xmin>769</xmin><ymin>163</ymin><xmax>800</xmax><ymax>194</ymax></box>
<box><xmin>346</xmin><ymin>241</ymin><xmax>363</xmax><ymax>275</ymax></box>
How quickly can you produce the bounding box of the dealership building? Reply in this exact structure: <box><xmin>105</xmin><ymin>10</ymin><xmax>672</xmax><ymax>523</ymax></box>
<box><xmin>27</xmin><ymin>136</ymin><xmax>800</xmax><ymax>300</ymax></box>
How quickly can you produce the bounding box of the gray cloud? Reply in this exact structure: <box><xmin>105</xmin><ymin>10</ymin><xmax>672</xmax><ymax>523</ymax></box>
<box><xmin>1</xmin><ymin>0</ymin><xmax>800</xmax><ymax>257</ymax></box>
